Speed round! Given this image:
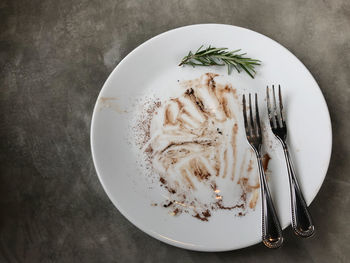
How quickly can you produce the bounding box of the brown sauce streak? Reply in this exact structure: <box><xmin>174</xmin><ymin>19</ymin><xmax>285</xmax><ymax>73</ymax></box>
<box><xmin>221</xmin><ymin>96</ymin><xmax>231</xmax><ymax>118</ymax></box>
<box><xmin>202</xmin><ymin>209</ymin><xmax>211</xmax><ymax>217</ymax></box>
<box><xmin>161</xmin><ymin>140</ymin><xmax>213</xmax><ymax>153</ymax></box>
<box><xmin>262</xmin><ymin>153</ymin><xmax>271</xmax><ymax>172</ymax></box>
<box><xmin>216</xmin><ymin>85</ymin><xmax>233</xmax><ymax>118</ymax></box>
<box><xmin>247</xmin><ymin>159</ymin><xmax>254</xmax><ymax>172</ymax></box>
<box><xmin>193</xmin><ymin>214</ymin><xmax>208</xmax><ymax>221</ymax></box>
<box><xmin>164</xmin><ymin>104</ymin><xmax>175</xmax><ymax>125</ymax></box>
<box><xmin>184</xmin><ymin>88</ymin><xmax>206</xmax><ymax>113</ymax></box>
<box><xmin>171</xmin><ymin>98</ymin><xmax>184</xmax><ymax>109</ymax></box>
<box><xmin>206</xmin><ymin>80</ymin><xmax>226</xmax><ymax>121</ymax></box>
<box><xmin>238</xmin><ymin>177</ymin><xmax>260</xmax><ymax>192</ymax></box>
<box><xmin>188</xmin><ymin>158</ymin><xmax>211</xmax><ymax>181</ymax></box>
<box><xmin>171</xmin><ymin>96</ymin><xmax>204</xmax><ymax>127</ymax></box>
<box><xmin>181</xmin><ymin>108</ymin><xmax>201</xmax><ymax>124</ymax></box>
<box><xmin>222</xmin><ymin>149</ymin><xmax>228</xmax><ymax>178</ymax></box>
<box><xmin>159</xmin><ymin>177</ymin><xmax>166</xmax><ymax>184</ymax></box>
<box><xmin>176</xmin><ymin>115</ymin><xmax>196</xmax><ymax>128</ymax></box>
<box><xmin>249</xmin><ymin>190</ymin><xmax>259</xmax><ymax>209</ymax></box>
<box><xmin>239</xmin><ymin>150</ymin><xmax>248</xmax><ymax>178</ymax></box>
<box><xmin>216</xmin><ymin>200</ymin><xmax>245</xmax><ymax>210</ymax></box>
<box><xmin>240</xmin><ymin>191</ymin><xmax>247</xmax><ymax>203</ymax></box>
<box><xmin>193</xmin><ymin>209</ymin><xmax>211</xmax><ymax>221</ymax></box>
<box><xmin>181</xmin><ymin>168</ymin><xmax>195</xmax><ymax>190</ymax></box>
<box><xmin>205</xmin><ymin>73</ymin><xmax>219</xmax><ymax>89</ymax></box>
<box><xmin>231</xmin><ymin>123</ymin><xmax>238</xmax><ymax>180</ymax></box>
<box><xmin>214</xmin><ymin>148</ymin><xmax>221</xmax><ymax>176</ymax></box>
<box><xmin>163</xmin><ymin>201</ymin><xmax>173</xmax><ymax>208</ymax></box>
<box><xmin>232</xmin><ymin>88</ymin><xmax>238</xmax><ymax>100</ymax></box>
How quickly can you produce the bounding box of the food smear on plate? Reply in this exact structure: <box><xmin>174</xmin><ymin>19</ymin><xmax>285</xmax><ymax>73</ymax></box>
<box><xmin>132</xmin><ymin>73</ymin><xmax>271</xmax><ymax>221</ymax></box>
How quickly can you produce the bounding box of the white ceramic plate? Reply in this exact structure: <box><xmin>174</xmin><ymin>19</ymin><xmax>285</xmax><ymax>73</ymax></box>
<box><xmin>91</xmin><ymin>24</ymin><xmax>332</xmax><ymax>251</ymax></box>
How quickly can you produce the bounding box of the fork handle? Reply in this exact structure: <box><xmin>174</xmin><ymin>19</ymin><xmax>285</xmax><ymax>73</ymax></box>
<box><xmin>256</xmin><ymin>153</ymin><xmax>283</xmax><ymax>248</ymax></box>
<box><xmin>282</xmin><ymin>143</ymin><xmax>315</xmax><ymax>238</ymax></box>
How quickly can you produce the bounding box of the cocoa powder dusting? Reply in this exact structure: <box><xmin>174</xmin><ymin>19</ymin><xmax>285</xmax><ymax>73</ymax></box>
<box><xmin>135</xmin><ymin>99</ymin><xmax>161</xmax><ymax>148</ymax></box>
<box><xmin>145</xmin><ymin>145</ymin><xmax>153</xmax><ymax>154</ymax></box>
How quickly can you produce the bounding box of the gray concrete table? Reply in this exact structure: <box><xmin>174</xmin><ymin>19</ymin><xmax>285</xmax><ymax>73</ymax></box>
<box><xmin>1</xmin><ymin>0</ymin><xmax>349</xmax><ymax>262</ymax></box>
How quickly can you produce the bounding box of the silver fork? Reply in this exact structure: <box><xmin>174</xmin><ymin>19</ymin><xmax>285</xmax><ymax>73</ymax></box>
<box><xmin>242</xmin><ymin>93</ymin><xmax>283</xmax><ymax>249</ymax></box>
<box><xmin>266</xmin><ymin>85</ymin><xmax>315</xmax><ymax>237</ymax></box>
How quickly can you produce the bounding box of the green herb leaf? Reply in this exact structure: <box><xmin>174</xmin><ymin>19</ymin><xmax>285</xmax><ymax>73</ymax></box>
<box><xmin>179</xmin><ymin>46</ymin><xmax>261</xmax><ymax>78</ymax></box>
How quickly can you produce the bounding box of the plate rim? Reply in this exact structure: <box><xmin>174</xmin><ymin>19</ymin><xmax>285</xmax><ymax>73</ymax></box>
<box><xmin>90</xmin><ymin>23</ymin><xmax>333</xmax><ymax>252</ymax></box>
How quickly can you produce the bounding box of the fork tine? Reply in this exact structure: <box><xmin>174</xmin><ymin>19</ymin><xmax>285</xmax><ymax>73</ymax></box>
<box><xmin>278</xmin><ymin>85</ymin><xmax>285</xmax><ymax>127</ymax></box>
<box><xmin>266</xmin><ymin>86</ymin><xmax>275</xmax><ymax>128</ymax></box>
<box><xmin>255</xmin><ymin>93</ymin><xmax>262</xmax><ymax>137</ymax></box>
<box><xmin>272</xmin><ymin>85</ymin><xmax>280</xmax><ymax>128</ymax></box>
<box><xmin>242</xmin><ymin>94</ymin><xmax>249</xmax><ymax>136</ymax></box>
<box><xmin>249</xmin><ymin>93</ymin><xmax>254</xmax><ymax>134</ymax></box>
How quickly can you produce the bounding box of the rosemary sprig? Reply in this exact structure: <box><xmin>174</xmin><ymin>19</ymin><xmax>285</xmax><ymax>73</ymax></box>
<box><xmin>179</xmin><ymin>45</ymin><xmax>261</xmax><ymax>78</ymax></box>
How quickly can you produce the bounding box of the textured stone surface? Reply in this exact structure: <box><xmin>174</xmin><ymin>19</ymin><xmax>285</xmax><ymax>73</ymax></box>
<box><xmin>1</xmin><ymin>0</ymin><xmax>349</xmax><ymax>262</ymax></box>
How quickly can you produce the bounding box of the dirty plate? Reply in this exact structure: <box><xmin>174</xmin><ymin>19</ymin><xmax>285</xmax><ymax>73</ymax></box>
<box><xmin>90</xmin><ymin>24</ymin><xmax>332</xmax><ymax>251</ymax></box>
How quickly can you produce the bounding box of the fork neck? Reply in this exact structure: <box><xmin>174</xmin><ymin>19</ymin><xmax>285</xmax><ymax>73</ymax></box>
<box><xmin>277</xmin><ymin>137</ymin><xmax>288</xmax><ymax>151</ymax></box>
<box><xmin>252</xmin><ymin>146</ymin><xmax>263</xmax><ymax>159</ymax></box>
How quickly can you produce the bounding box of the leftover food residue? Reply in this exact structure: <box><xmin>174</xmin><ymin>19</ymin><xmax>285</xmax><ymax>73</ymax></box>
<box><xmin>132</xmin><ymin>73</ymin><xmax>271</xmax><ymax>221</ymax></box>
